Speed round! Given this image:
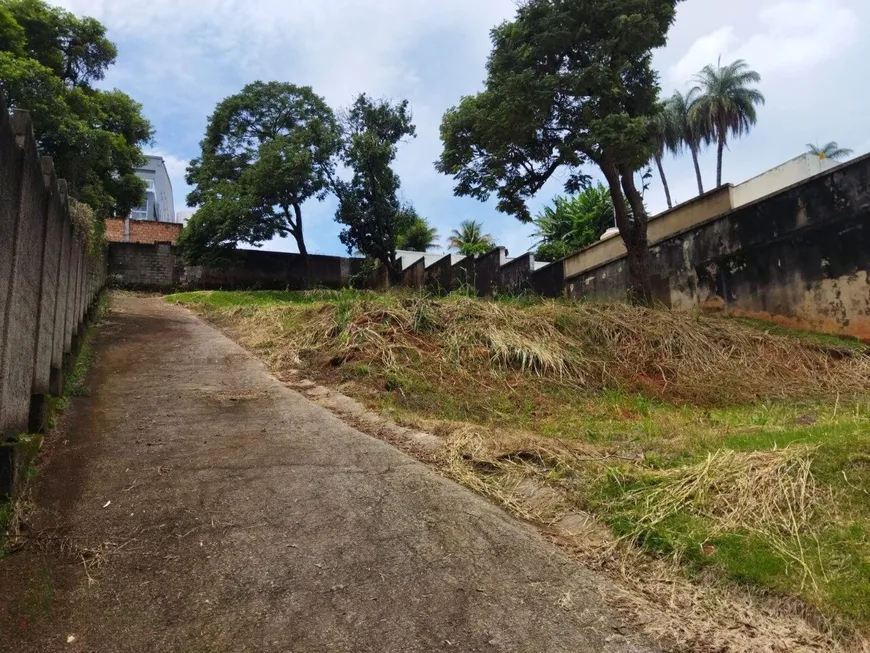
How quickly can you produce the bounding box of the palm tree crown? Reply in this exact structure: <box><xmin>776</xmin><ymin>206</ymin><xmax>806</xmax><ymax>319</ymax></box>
<box><xmin>397</xmin><ymin>220</ymin><xmax>439</xmax><ymax>251</ymax></box>
<box><xmin>691</xmin><ymin>58</ymin><xmax>765</xmax><ymax>186</ymax></box>
<box><xmin>448</xmin><ymin>219</ymin><xmax>495</xmax><ymax>256</ymax></box>
<box><xmin>807</xmin><ymin>142</ymin><xmax>853</xmax><ymax>162</ymax></box>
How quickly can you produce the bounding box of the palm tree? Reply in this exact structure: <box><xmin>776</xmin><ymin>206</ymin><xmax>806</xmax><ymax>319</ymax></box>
<box><xmin>397</xmin><ymin>217</ymin><xmax>439</xmax><ymax>251</ymax></box>
<box><xmin>691</xmin><ymin>58</ymin><xmax>765</xmax><ymax>187</ymax></box>
<box><xmin>448</xmin><ymin>219</ymin><xmax>495</xmax><ymax>256</ymax></box>
<box><xmin>666</xmin><ymin>89</ymin><xmax>706</xmax><ymax>196</ymax></box>
<box><xmin>650</xmin><ymin>100</ymin><xmax>680</xmax><ymax>209</ymax></box>
<box><xmin>807</xmin><ymin>142</ymin><xmax>853</xmax><ymax>162</ymax></box>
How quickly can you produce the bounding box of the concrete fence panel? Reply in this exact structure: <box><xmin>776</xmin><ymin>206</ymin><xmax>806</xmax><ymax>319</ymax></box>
<box><xmin>0</xmin><ymin>100</ymin><xmax>107</xmax><ymax>496</ymax></box>
<box><xmin>0</xmin><ymin>112</ymin><xmax>49</xmax><ymax>440</ymax></box>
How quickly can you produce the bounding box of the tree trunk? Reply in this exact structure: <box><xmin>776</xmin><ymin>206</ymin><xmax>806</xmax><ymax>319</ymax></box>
<box><xmin>691</xmin><ymin>145</ymin><xmax>704</xmax><ymax>195</ymax></box>
<box><xmin>619</xmin><ymin>167</ymin><xmax>652</xmax><ymax>306</ymax></box>
<box><xmin>716</xmin><ymin>136</ymin><xmax>725</xmax><ymax>187</ymax></box>
<box><xmin>383</xmin><ymin>253</ymin><xmax>402</xmax><ymax>287</ymax></box>
<box><xmin>654</xmin><ymin>154</ymin><xmax>673</xmax><ymax>209</ymax></box>
<box><xmin>600</xmin><ymin>161</ymin><xmax>652</xmax><ymax>306</ymax></box>
<box><xmin>291</xmin><ymin>204</ymin><xmax>309</xmax><ymax>289</ymax></box>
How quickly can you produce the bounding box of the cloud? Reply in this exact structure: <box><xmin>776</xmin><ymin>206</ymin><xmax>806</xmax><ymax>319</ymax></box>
<box><xmin>669</xmin><ymin>0</ymin><xmax>858</xmax><ymax>85</ymax></box>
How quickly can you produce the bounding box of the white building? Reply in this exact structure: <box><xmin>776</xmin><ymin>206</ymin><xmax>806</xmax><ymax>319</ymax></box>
<box><xmin>131</xmin><ymin>155</ymin><xmax>176</xmax><ymax>223</ymax></box>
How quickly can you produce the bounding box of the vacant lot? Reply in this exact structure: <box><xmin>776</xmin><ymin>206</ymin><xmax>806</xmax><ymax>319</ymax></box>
<box><xmin>170</xmin><ymin>289</ymin><xmax>870</xmax><ymax>647</ymax></box>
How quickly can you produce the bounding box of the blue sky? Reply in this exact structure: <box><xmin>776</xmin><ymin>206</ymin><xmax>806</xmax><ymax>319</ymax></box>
<box><xmin>58</xmin><ymin>0</ymin><xmax>868</xmax><ymax>258</ymax></box>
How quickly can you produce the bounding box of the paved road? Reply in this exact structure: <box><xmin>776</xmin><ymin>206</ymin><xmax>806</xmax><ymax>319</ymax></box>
<box><xmin>0</xmin><ymin>294</ymin><xmax>653</xmax><ymax>652</ymax></box>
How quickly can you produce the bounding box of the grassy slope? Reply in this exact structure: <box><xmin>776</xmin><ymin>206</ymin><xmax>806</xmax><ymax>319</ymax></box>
<box><xmin>170</xmin><ymin>289</ymin><xmax>870</xmax><ymax>635</ymax></box>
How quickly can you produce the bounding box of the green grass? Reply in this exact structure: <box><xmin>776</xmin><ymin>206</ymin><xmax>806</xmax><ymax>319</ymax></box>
<box><xmin>174</xmin><ymin>288</ymin><xmax>870</xmax><ymax>633</ymax></box>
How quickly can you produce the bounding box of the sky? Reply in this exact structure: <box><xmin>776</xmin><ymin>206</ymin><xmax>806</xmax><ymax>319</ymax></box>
<box><xmin>56</xmin><ymin>0</ymin><xmax>867</xmax><ymax>258</ymax></box>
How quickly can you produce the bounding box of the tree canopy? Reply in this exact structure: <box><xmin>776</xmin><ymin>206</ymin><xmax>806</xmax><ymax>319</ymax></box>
<box><xmin>437</xmin><ymin>0</ymin><xmax>684</xmax><ymax>303</ymax></box>
<box><xmin>182</xmin><ymin>81</ymin><xmax>341</xmax><ymax>268</ymax></box>
<box><xmin>0</xmin><ymin>0</ymin><xmax>152</xmax><ymax>217</ymax></box>
<box><xmin>532</xmin><ymin>184</ymin><xmax>617</xmax><ymax>262</ymax></box>
<box><xmin>334</xmin><ymin>94</ymin><xmax>416</xmax><ymax>283</ymax></box>
<box><xmin>447</xmin><ymin>220</ymin><xmax>495</xmax><ymax>257</ymax></box>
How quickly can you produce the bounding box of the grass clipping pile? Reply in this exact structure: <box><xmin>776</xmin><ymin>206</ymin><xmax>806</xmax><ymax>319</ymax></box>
<box><xmin>214</xmin><ymin>296</ymin><xmax>868</xmax><ymax>405</ymax></box>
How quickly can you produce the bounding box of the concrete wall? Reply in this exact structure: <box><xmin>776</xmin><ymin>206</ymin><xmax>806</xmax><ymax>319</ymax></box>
<box><xmin>499</xmin><ymin>253</ymin><xmax>536</xmax><ymax>295</ymax></box>
<box><xmin>0</xmin><ymin>99</ymin><xmax>106</xmax><ymax>497</ymax></box>
<box><xmin>107</xmin><ymin>244</ymin><xmax>363</xmax><ymax>291</ymax></box>
<box><xmin>423</xmin><ymin>256</ymin><xmax>455</xmax><ymax>294</ymax></box>
<box><xmin>401</xmin><ymin>258</ymin><xmax>426</xmax><ymax>289</ymax></box>
<box><xmin>530</xmin><ymin>260</ymin><xmax>566</xmax><ymax>298</ymax></box>
<box><xmin>731</xmin><ymin>153</ymin><xmax>839</xmax><ymax>208</ymax></box>
<box><xmin>567</xmin><ymin>153</ymin><xmax>870</xmax><ymax>340</ymax></box>
<box><xmin>105</xmin><ymin>218</ymin><xmax>183</xmax><ymax>244</ymax></box>
<box><xmin>564</xmin><ymin>185</ymin><xmax>736</xmax><ymax>279</ymax></box>
<box><xmin>563</xmin><ymin>154</ymin><xmax>844</xmax><ymax>283</ymax></box>
<box><xmin>474</xmin><ymin>247</ymin><xmax>507</xmax><ymax>297</ymax></box>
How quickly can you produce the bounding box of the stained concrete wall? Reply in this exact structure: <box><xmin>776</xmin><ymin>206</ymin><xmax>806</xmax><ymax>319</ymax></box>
<box><xmin>108</xmin><ymin>244</ymin><xmax>364</xmax><ymax>291</ymax></box>
<box><xmin>474</xmin><ymin>248</ymin><xmax>507</xmax><ymax>297</ymax></box>
<box><xmin>0</xmin><ymin>99</ymin><xmax>106</xmax><ymax>497</ymax></box>
<box><xmin>499</xmin><ymin>254</ymin><xmax>536</xmax><ymax>295</ymax></box>
<box><xmin>451</xmin><ymin>256</ymin><xmax>476</xmax><ymax>292</ymax></box>
<box><xmin>423</xmin><ymin>256</ymin><xmax>455</xmax><ymax>295</ymax></box>
<box><xmin>530</xmin><ymin>260</ymin><xmax>566</xmax><ymax>298</ymax></box>
<box><xmin>567</xmin><ymin>153</ymin><xmax>870</xmax><ymax>340</ymax></box>
<box><xmin>564</xmin><ymin>185</ymin><xmax>736</xmax><ymax>279</ymax></box>
<box><xmin>401</xmin><ymin>258</ymin><xmax>426</xmax><ymax>289</ymax></box>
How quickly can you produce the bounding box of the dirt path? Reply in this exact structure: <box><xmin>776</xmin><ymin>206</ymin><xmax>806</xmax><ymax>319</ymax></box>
<box><xmin>0</xmin><ymin>294</ymin><xmax>654</xmax><ymax>652</ymax></box>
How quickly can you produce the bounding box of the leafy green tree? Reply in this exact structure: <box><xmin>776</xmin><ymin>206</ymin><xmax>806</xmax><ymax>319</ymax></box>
<box><xmin>807</xmin><ymin>142</ymin><xmax>853</xmax><ymax>161</ymax></box>
<box><xmin>183</xmin><ymin>81</ymin><xmax>341</xmax><ymax>272</ymax></box>
<box><xmin>334</xmin><ymin>94</ymin><xmax>416</xmax><ymax>284</ymax></box>
<box><xmin>691</xmin><ymin>59</ymin><xmax>765</xmax><ymax>187</ymax></box>
<box><xmin>447</xmin><ymin>220</ymin><xmax>495</xmax><ymax>257</ymax></box>
<box><xmin>532</xmin><ymin>184</ymin><xmax>617</xmax><ymax>262</ymax></box>
<box><xmin>666</xmin><ymin>89</ymin><xmax>706</xmax><ymax>196</ymax></box>
<box><xmin>0</xmin><ymin>0</ymin><xmax>152</xmax><ymax>217</ymax></box>
<box><xmin>437</xmin><ymin>0</ymin><xmax>684</xmax><ymax>303</ymax></box>
<box><xmin>396</xmin><ymin>209</ymin><xmax>439</xmax><ymax>251</ymax></box>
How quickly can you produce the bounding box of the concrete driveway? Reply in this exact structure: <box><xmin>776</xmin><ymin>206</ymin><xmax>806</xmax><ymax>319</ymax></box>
<box><xmin>0</xmin><ymin>294</ymin><xmax>653</xmax><ymax>652</ymax></box>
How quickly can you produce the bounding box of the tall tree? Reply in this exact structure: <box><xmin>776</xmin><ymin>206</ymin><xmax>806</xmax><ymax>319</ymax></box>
<box><xmin>334</xmin><ymin>94</ymin><xmax>416</xmax><ymax>284</ymax></box>
<box><xmin>437</xmin><ymin>0</ymin><xmax>684</xmax><ymax>304</ymax></box>
<box><xmin>532</xmin><ymin>184</ymin><xmax>618</xmax><ymax>262</ymax></box>
<box><xmin>807</xmin><ymin>141</ymin><xmax>853</xmax><ymax>161</ymax></box>
<box><xmin>650</xmin><ymin>100</ymin><xmax>678</xmax><ymax>209</ymax></box>
<box><xmin>183</xmin><ymin>81</ymin><xmax>341</xmax><ymax>273</ymax></box>
<box><xmin>666</xmin><ymin>89</ymin><xmax>706</xmax><ymax>195</ymax></box>
<box><xmin>0</xmin><ymin>0</ymin><xmax>152</xmax><ymax>216</ymax></box>
<box><xmin>691</xmin><ymin>59</ymin><xmax>765</xmax><ymax>187</ymax></box>
<box><xmin>448</xmin><ymin>219</ymin><xmax>495</xmax><ymax>257</ymax></box>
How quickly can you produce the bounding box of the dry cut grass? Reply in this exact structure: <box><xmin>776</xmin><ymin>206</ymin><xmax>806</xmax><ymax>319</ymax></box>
<box><xmin>204</xmin><ymin>295</ymin><xmax>869</xmax><ymax>406</ymax></box>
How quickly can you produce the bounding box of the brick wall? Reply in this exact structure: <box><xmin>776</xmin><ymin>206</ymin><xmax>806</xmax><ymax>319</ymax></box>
<box><xmin>105</xmin><ymin>218</ymin><xmax>182</xmax><ymax>245</ymax></box>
